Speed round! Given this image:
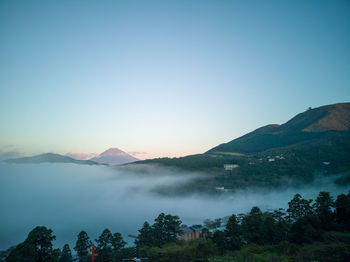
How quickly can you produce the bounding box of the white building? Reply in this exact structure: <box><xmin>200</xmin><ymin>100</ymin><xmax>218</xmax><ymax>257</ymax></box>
<box><xmin>224</xmin><ymin>164</ymin><xmax>239</xmax><ymax>170</ymax></box>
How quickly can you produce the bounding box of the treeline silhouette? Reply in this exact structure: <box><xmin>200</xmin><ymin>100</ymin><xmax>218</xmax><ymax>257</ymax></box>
<box><xmin>3</xmin><ymin>191</ymin><xmax>350</xmax><ymax>262</ymax></box>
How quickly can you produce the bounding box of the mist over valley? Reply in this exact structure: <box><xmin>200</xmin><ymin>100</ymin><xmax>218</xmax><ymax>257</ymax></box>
<box><xmin>0</xmin><ymin>162</ymin><xmax>348</xmax><ymax>251</ymax></box>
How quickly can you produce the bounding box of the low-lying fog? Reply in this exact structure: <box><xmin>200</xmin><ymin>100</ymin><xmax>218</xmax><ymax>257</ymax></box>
<box><xmin>0</xmin><ymin>163</ymin><xmax>348</xmax><ymax>251</ymax></box>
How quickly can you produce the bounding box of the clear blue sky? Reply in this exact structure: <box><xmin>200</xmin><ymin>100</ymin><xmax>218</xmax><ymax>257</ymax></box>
<box><xmin>1</xmin><ymin>0</ymin><xmax>349</xmax><ymax>159</ymax></box>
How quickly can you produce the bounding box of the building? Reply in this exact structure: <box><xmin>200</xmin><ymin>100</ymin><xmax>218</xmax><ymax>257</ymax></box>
<box><xmin>178</xmin><ymin>225</ymin><xmax>205</xmax><ymax>241</ymax></box>
<box><xmin>224</xmin><ymin>164</ymin><xmax>239</xmax><ymax>170</ymax></box>
<box><xmin>215</xmin><ymin>186</ymin><xmax>225</xmax><ymax>191</ymax></box>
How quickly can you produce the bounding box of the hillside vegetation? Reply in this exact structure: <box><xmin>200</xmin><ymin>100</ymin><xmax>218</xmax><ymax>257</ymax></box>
<box><xmin>4</xmin><ymin>191</ymin><xmax>350</xmax><ymax>262</ymax></box>
<box><xmin>133</xmin><ymin>103</ymin><xmax>350</xmax><ymax>194</ymax></box>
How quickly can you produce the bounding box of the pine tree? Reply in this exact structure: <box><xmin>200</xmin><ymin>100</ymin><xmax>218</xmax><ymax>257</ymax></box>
<box><xmin>225</xmin><ymin>214</ymin><xmax>242</xmax><ymax>250</ymax></box>
<box><xmin>314</xmin><ymin>191</ymin><xmax>334</xmax><ymax>230</ymax></box>
<box><xmin>59</xmin><ymin>244</ymin><xmax>72</xmax><ymax>262</ymax></box>
<box><xmin>96</xmin><ymin>229</ymin><xmax>113</xmax><ymax>262</ymax></box>
<box><xmin>74</xmin><ymin>231</ymin><xmax>90</xmax><ymax>261</ymax></box>
<box><xmin>6</xmin><ymin>226</ymin><xmax>59</xmax><ymax>262</ymax></box>
<box><xmin>136</xmin><ymin>222</ymin><xmax>154</xmax><ymax>247</ymax></box>
<box><xmin>287</xmin><ymin>194</ymin><xmax>314</xmax><ymax>221</ymax></box>
<box><xmin>335</xmin><ymin>193</ymin><xmax>350</xmax><ymax>230</ymax></box>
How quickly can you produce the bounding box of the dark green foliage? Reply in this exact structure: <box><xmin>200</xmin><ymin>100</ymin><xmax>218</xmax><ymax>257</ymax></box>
<box><xmin>288</xmin><ymin>215</ymin><xmax>323</xmax><ymax>244</ymax></box>
<box><xmin>59</xmin><ymin>244</ymin><xmax>72</xmax><ymax>262</ymax></box>
<box><xmin>211</xmin><ymin>231</ymin><xmax>226</xmax><ymax>252</ymax></box>
<box><xmin>335</xmin><ymin>193</ymin><xmax>350</xmax><ymax>230</ymax></box>
<box><xmin>287</xmin><ymin>194</ymin><xmax>313</xmax><ymax>221</ymax></box>
<box><xmin>115</xmin><ymin>247</ymin><xmax>135</xmax><ymax>261</ymax></box>
<box><xmin>0</xmin><ymin>247</ymin><xmax>15</xmax><ymax>262</ymax></box>
<box><xmin>272</xmin><ymin>209</ymin><xmax>289</xmax><ymax>242</ymax></box>
<box><xmin>111</xmin><ymin>232</ymin><xmax>126</xmax><ymax>251</ymax></box>
<box><xmin>239</xmin><ymin>207</ymin><xmax>286</xmax><ymax>245</ymax></box>
<box><xmin>6</xmin><ymin>191</ymin><xmax>350</xmax><ymax>262</ymax></box>
<box><xmin>224</xmin><ymin>214</ymin><xmax>242</xmax><ymax>250</ymax></box>
<box><xmin>140</xmin><ymin>239</ymin><xmax>218</xmax><ymax>262</ymax></box>
<box><xmin>135</xmin><ymin>222</ymin><xmax>154</xmax><ymax>247</ymax></box>
<box><xmin>136</xmin><ymin>213</ymin><xmax>182</xmax><ymax>248</ymax></box>
<box><xmin>6</xmin><ymin>242</ymin><xmax>36</xmax><ymax>262</ymax></box>
<box><xmin>209</xmin><ymin>242</ymin><xmax>350</xmax><ymax>262</ymax></box>
<box><xmin>74</xmin><ymin>231</ymin><xmax>90</xmax><ymax>261</ymax></box>
<box><xmin>96</xmin><ymin>229</ymin><xmax>113</xmax><ymax>262</ymax></box>
<box><xmin>6</xmin><ymin>226</ymin><xmax>59</xmax><ymax>262</ymax></box>
<box><xmin>152</xmin><ymin>213</ymin><xmax>182</xmax><ymax>246</ymax></box>
<box><xmin>260</xmin><ymin>213</ymin><xmax>278</xmax><ymax>244</ymax></box>
<box><xmin>323</xmin><ymin>231</ymin><xmax>350</xmax><ymax>244</ymax></box>
<box><xmin>241</xmin><ymin>207</ymin><xmax>264</xmax><ymax>244</ymax></box>
<box><xmin>297</xmin><ymin>242</ymin><xmax>350</xmax><ymax>262</ymax></box>
<box><xmin>314</xmin><ymin>191</ymin><xmax>335</xmax><ymax>230</ymax></box>
<box><xmin>95</xmin><ymin>229</ymin><xmax>126</xmax><ymax>262</ymax></box>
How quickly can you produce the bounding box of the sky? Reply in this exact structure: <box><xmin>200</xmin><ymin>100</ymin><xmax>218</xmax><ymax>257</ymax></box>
<box><xmin>1</xmin><ymin>0</ymin><xmax>350</xmax><ymax>159</ymax></box>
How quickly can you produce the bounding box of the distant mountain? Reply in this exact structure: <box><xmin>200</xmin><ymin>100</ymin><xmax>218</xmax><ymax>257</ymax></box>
<box><xmin>90</xmin><ymin>148</ymin><xmax>138</xmax><ymax>165</ymax></box>
<box><xmin>5</xmin><ymin>153</ymin><xmax>100</xmax><ymax>165</ymax></box>
<box><xmin>207</xmin><ymin>103</ymin><xmax>350</xmax><ymax>154</ymax></box>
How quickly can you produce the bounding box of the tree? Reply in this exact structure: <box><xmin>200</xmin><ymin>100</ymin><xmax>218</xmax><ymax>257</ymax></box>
<box><xmin>241</xmin><ymin>206</ymin><xmax>263</xmax><ymax>244</ymax></box>
<box><xmin>152</xmin><ymin>213</ymin><xmax>182</xmax><ymax>247</ymax></box>
<box><xmin>287</xmin><ymin>194</ymin><xmax>314</xmax><ymax>221</ymax></box>
<box><xmin>59</xmin><ymin>244</ymin><xmax>72</xmax><ymax>262</ymax></box>
<box><xmin>95</xmin><ymin>229</ymin><xmax>126</xmax><ymax>262</ymax></box>
<box><xmin>95</xmin><ymin>229</ymin><xmax>113</xmax><ymax>262</ymax></box>
<box><xmin>288</xmin><ymin>215</ymin><xmax>322</xmax><ymax>244</ymax></box>
<box><xmin>111</xmin><ymin>232</ymin><xmax>126</xmax><ymax>251</ymax></box>
<box><xmin>314</xmin><ymin>191</ymin><xmax>334</xmax><ymax>230</ymax></box>
<box><xmin>211</xmin><ymin>230</ymin><xmax>226</xmax><ymax>253</ymax></box>
<box><xmin>272</xmin><ymin>208</ymin><xmax>289</xmax><ymax>242</ymax></box>
<box><xmin>6</xmin><ymin>226</ymin><xmax>59</xmax><ymax>262</ymax></box>
<box><xmin>224</xmin><ymin>214</ymin><xmax>242</xmax><ymax>250</ymax></box>
<box><xmin>261</xmin><ymin>212</ymin><xmax>278</xmax><ymax>244</ymax></box>
<box><xmin>74</xmin><ymin>231</ymin><xmax>90</xmax><ymax>262</ymax></box>
<box><xmin>136</xmin><ymin>222</ymin><xmax>154</xmax><ymax>247</ymax></box>
<box><xmin>194</xmin><ymin>239</ymin><xmax>219</xmax><ymax>260</ymax></box>
<box><xmin>136</xmin><ymin>213</ymin><xmax>182</xmax><ymax>248</ymax></box>
<box><xmin>335</xmin><ymin>193</ymin><xmax>350</xmax><ymax>230</ymax></box>
<box><xmin>111</xmin><ymin>232</ymin><xmax>126</xmax><ymax>261</ymax></box>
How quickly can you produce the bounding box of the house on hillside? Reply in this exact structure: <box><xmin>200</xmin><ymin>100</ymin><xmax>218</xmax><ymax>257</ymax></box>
<box><xmin>224</xmin><ymin>164</ymin><xmax>239</xmax><ymax>170</ymax></box>
<box><xmin>178</xmin><ymin>225</ymin><xmax>205</xmax><ymax>241</ymax></box>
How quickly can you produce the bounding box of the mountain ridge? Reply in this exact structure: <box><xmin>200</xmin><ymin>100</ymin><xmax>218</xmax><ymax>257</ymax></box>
<box><xmin>4</xmin><ymin>153</ymin><xmax>101</xmax><ymax>165</ymax></box>
<box><xmin>207</xmin><ymin>103</ymin><xmax>350</xmax><ymax>154</ymax></box>
<box><xmin>5</xmin><ymin>147</ymin><xmax>139</xmax><ymax>166</ymax></box>
<box><xmin>132</xmin><ymin>102</ymin><xmax>350</xmax><ymax>194</ymax></box>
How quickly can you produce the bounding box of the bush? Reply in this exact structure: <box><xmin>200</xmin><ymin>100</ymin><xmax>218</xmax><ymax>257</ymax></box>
<box><xmin>296</xmin><ymin>243</ymin><xmax>350</xmax><ymax>262</ymax></box>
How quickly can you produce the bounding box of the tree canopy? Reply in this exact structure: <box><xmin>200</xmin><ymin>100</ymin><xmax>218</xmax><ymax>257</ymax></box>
<box><xmin>6</xmin><ymin>226</ymin><xmax>59</xmax><ymax>262</ymax></box>
<box><xmin>74</xmin><ymin>231</ymin><xmax>90</xmax><ymax>260</ymax></box>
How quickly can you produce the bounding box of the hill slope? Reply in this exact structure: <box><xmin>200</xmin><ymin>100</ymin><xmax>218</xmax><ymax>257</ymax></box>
<box><xmin>133</xmin><ymin>103</ymin><xmax>350</xmax><ymax>194</ymax></box>
<box><xmin>207</xmin><ymin>103</ymin><xmax>350</xmax><ymax>154</ymax></box>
